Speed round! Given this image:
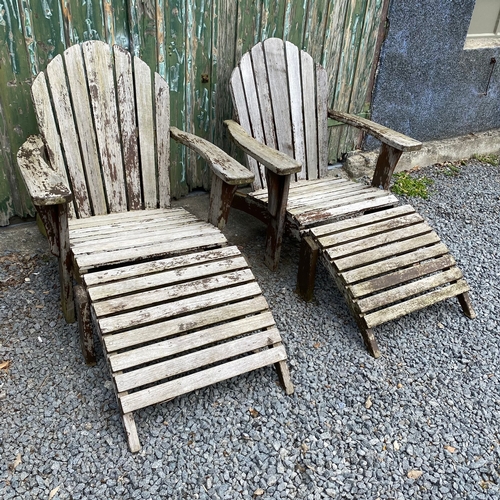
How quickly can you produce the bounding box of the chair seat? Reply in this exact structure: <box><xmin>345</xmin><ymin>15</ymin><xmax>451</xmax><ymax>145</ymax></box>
<box><xmin>69</xmin><ymin>208</ymin><xmax>227</xmax><ymax>274</ymax></box>
<box><xmin>250</xmin><ymin>178</ymin><xmax>398</xmax><ymax>229</ymax></box>
<box><xmin>309</xmin><ymin>205</ymin><xmax>474</xmax><ymax>357</ymax></box>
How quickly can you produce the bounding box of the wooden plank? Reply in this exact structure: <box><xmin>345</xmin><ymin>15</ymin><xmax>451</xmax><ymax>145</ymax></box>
<box><xmin>295</xmin><ymin>194</ymin><xmax>398</xmax><ymax>227</ymax></box>
<box><xmin>114</xmin><ymin>327</ymin><xmax>281</xmax><ymax>392</ymax></box>
<box><xmin>110</xmin><ymin>313</ymin><xmax>277</xmax><ymax>373</ymax></box>
<box><xmin>300</xmin><ymin>48</ymin><xmax>318</xmax><ymax>180</ymax></box>
<box><xmin>122</xmin><ymin>413</ymin><xmax>141</xmax><ymax>453</ymax></box>
<box><xmin>238</xmin><ymin>53</ymin><xmax>267</xmax><ymax>188</ymax></box>
<box><xmin>284</xmin><ymin>42</ymin><xmax>306</xmax><ymax>180</ymax></box>
<box><xmin>356</xmin><ymin>267</ymin><xmax>464</xmax><ymax>313</ymax></box>
<box><xmin>46</xmin><ymin>55</ymin><xmax>92</xmax><ymax>217</ymax></box>
<box><xmin>311</xmin><ymin>204</ymin><xmax>416</xmax><ymax>237</ymax></box>
<box><xmin>68</xmin><ymin>207</ymin><xmax>190</xmax><ymax>229</ymax></box>
<box><xmin>264</xmin><ymin>38</ymin><xmax>293</xmax><ymax>158</ymax></box>
<box><xmin>94</xmin><ymin>269</ymin><xmax>255</xmax><ymax>316</ymax></box>
<box><xmin>75</xmin><ymin>231</ymin><xmax>227</xmax><ymax>273</ymax></box>
<box><xmin>134</xmin><ymin>56</ymin><xmax>157</xmax><ymax>208</ymax></box>
<box><xmin>341</xmin><ymin>243</ymin><xmax>451</xmax><ymax>284</ymax></box>
<box><xmin>326</xmin><ymin>222</ymin><xmax>433</xmax><ymax>260</ymax></box>
<box><xmin>84</xmin><ymin>246</ymin><xmax>242</xmax><ymax>286</ymax></box>
<box><xmin>103</xmin><ymin>295</ymin><xmax>270</xmax><ymax>350</ymax></box>
<box><xmin>113</xmin><ymin>45</ymin><xmax>142</xmax><ymax>210</ymax></box>
<box><xmin>286</xmin><ymin>183</ymin><xmax>370</xmax><ymax>207</ymax></box>
<box><xmin>82</xmin><ymin>41</ymin><xmax>127</xmax><ymax>213</ymax></box>
<box><xmin>251</xmin><ymin>42</ymin><xmax>277</xmax><ymax>150</ymax></box>
<box><xmin>334</xmin><ymin>232</ymin><xmax>442</xmax><ymax>272</ymax></box>
<box><xmin>287</xmin><ymin>187</ymin><xmax>392</xmax><ymax>216</ymax></box>
<box><xmin>71</xmin><ymin>221</ymin><xmax>220</xmax><ymax>254</ymax></box>
<box><xmin>31</xmin><ymin>72</ymin><xmax>75</xmax><ymax>217</ymax></box>
<box><xmin>70</xmin><ymin>217</ymin><xmax>200</xmax><ymax>242</ymax></box>
<box><xmin>364</xmin><ymin>280</ymin><xmax>471</xmax><ymax>329</ymax></box>
<box><xmin>119</xmin><ymin>346</ymin><xmax>287</xmax><ymax>413</ymax></box>
<box><xmin>89</xmin><ymin>255</ymin><xmax>249</xmax><ymax>301</ymax></box>
<box><xmin>98</xmin><ymin>282</ymin><xmax>263</xmax><ymax>333</ymax></box>
<box><xmin>316</xmin><ymin>64</ymin><xmax>329</xmax><ymax>178</ymax></box>
<box><xmin>155</xmin><ymin>73</ymin><xmax>171</xmax><ymax>208</ymax></box>
<box><xmin>349</xmin><ymin>254</ymin><xmax>458</xmax><ymax>298</ymax></box>
<box><xmin>317</xmin><ymin>213</ymin><xmax>424</xmax><ymax>248</ymax></box>
<box><xmin>63</xmin><ymin>44</ymin><xmax>107</xmax><ymax>216</ymax></box>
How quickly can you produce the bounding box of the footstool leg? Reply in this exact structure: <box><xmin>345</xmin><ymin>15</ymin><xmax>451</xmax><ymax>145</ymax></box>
<box><xmin>74</xmin><ymin>285</ymin><xmax>96</xmax><ymax>366</ymax></box>
<box><xmin>274</xmin><ymin>357</ymin><xmax>294</xmax><ymax>395</ymax></box>
<box><xmin>356</xmin><ymin>317</ymin><xmax>381</xmax><ymax>358</ymax></box>
<box><xmin>122</xmin><ymin>412</ymin><xmax>141</xmax><ymax>453</ymax></box>
<box><xmin>296</xmin><ymin>236</ymin><xmax>319</xmax><ymax>302</ymax></box>
<box><xmin>457</xmin><ymin>292</ymin><xmax>476</xmax><ymax>319</ymax></box>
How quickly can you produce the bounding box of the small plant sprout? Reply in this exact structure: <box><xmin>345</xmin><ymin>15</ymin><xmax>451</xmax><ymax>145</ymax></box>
<box><xmin>472</xmin><ymin>154</ymin><xmax>499</xmax><ymax>166</ymax></box>
<box><xmin>391</xmin><ymin>172</ymin><xmax>434</xmax><ymax>199</ymax></box>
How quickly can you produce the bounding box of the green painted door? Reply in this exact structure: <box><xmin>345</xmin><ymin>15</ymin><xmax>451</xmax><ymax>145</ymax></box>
<box><xmin>0</xmin><ymin>0</ymin><xmax>387</xmax><ymax>224</ymax></box>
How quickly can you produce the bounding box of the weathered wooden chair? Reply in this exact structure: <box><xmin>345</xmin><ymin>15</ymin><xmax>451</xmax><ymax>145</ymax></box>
<box><xmin>17</xmin><ymin>40</ymin><xmax>293</xmax><ymax>452</ymax></box>
<box><xmin>225</xmin><ymin>38</ymin><xmax>475</xmax><ymax>357</ymax></box>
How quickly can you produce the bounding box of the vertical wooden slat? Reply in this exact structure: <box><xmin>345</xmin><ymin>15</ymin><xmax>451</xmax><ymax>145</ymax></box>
<box><xmin>264</xmin><ymin>38</ymin><xmax>293</xmax><ymax>158</ymax></box>
<box><xmin>316</xmin><ymin>64</ymin><xmax>329</xmax><ymax>178</ymax></box>
<box><xmin>155</xmin><ymin>73</ymin><xmax>171</xmax><ymax>208</ymax></box>
<box><xmin>283</xmin><ymin>0</ymin><xmax>308</xmax><ymax>47</ymax></box>
<box><xmin>46</xmin><ymin>55</ymin><xmax>92</xmax><ymax>217</ymax></box>
<box><xmin>113</xmin><ymin>45</ymin><xmax>142</xmax><ymax>210</ymax></box>
<box><xmin>64</xmin><ymin>44</ymin><xmax>107</xmax><ymax>216</ymax></box>
<box><xmin>300</xmin><ymin>49</ymin><xmax>318</xmax><ymax>180</ymax></box>
<box><xmin>134</xmin><ymin>56</ymin><xmax>157</xmax><ymax>208</ymax></box>
<box><xmin>82</xmin><ymin>41</ymin><xmax>127</xmax><ymax>213</ymax></box>
<box><xmin>30</xmin><ymin>72</ymin><xmax>76</xmax><ymax>218</ymax></box>
<box><xmin>284</xmin><ymin>41</ymin><xmax>306</xmax><ymax>180</ymax></box>
<box><xmin>302</xmin><ymin>0</ymin><xmax>331</xmax><ymax>63</ymax></box>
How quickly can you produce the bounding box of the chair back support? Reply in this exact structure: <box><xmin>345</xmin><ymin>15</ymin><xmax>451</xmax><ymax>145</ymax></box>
<box><xmin>230</xmin><ymin>38</ymin><xmax>329</xmax><ymax>190</ymax></box>
<box><xmin>31</xmin><ymin>41</ymin><xmax>171</xmax><ymax>218</ymax></box>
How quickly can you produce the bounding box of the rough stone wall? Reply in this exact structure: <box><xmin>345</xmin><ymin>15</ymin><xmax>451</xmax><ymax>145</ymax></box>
<box><xmin>368</xmin><ymin>0</ymin><xmax>500</xmax><ymax>145</ymax></box>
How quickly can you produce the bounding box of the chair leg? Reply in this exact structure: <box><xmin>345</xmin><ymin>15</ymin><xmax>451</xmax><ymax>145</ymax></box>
<box><xmin>356</xmin><ymin>317</ymin><xmax>381</xmax><ymax>358</ymax></box>
<box><xmin>74</xmin><ymin>285</ymin><xmax>96</xmax><ymax>365</ymax></box>
<box><xmin>371</xmin><ymin>143</ymin><xmax>403</xmax><ymax>190</ymax></box>
<box><xmin>457</xmin><ymin>292</ymin><xmax>476</xmax><ymax>319</ymax></box>
<box><xmin>296</xmin><ymin>236</ymin><xmax>319</xmax><ymax>302</ymax></box>
<box><xmin>274</xmin><ymin>357</ymin><xmax>294</xmax><ymax>395</ymax></box>
<box><xmin>58</xmin><ymin>203</ymin><xmax>75</xmax><ymax>323</ymax></box>
<box><xmin>122</xmin><ymin>412</ymin><xmax>141</xmax><ymax>453</ymax></box>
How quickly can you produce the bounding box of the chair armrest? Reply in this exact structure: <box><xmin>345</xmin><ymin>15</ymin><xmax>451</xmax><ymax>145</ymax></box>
<box><xmin>224</xmin><ymin>120</ymin><xmax>302</xmax><ymax>176</ymax></box>
<box><xmin>170</xmin><ymin>126</ymin><xmax>255</xmax><ymax>186</ymax></box>
<box><xmin>17</xmin><ymin>135</ymin><xmax>72</xmax><ymax>205</ymax></box>
<box><xmin>328</xmin><ymin>110</ymin><xmax>422</xmax><ymax>152</ymax></box>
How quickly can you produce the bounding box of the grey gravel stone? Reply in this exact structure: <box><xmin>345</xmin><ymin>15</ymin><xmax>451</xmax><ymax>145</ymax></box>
<box><xmin>1</xmin><ymin>161</ymin><xmax>499</xmax><ymax>499</ymax></box>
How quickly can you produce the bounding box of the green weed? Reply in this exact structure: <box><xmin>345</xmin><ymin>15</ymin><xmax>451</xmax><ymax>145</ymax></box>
<box><xmin>472</xmin><ymin>153</ymin><xmax>499</xmax><ymax>166</ymax></box>
<box><xmin>391</xmin><ymin>172</ymin><xmax>434</xmax><ymax>199</ymax></box>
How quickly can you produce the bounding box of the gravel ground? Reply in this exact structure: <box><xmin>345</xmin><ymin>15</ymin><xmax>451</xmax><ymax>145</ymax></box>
<box><xmin>1</xmin><ymin>160</ymin><xmax>499</xmax><ymax>499</ymax></box>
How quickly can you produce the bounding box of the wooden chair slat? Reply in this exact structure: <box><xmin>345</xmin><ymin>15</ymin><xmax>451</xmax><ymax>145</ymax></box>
<box><xmin>155</xmin><ymin>73</ymin><xmax>171</xmax><ymax>208</ymax></box>
<box><xmin>98</xmin><ymin>282</ymin><xmax>263</xmax><ymax>334</ymax></box>
<box><xmin>316</xmin><ymin>64</ymin><xmax>329</xmax><ymax>177</ymax></box>
<box><xmin>103</xmin><ymin>295</ymin><xmax>269</xmax><ymax>351</ymax></box>
<box><xmin>111</xmin><ymin>315</ymin><xmax>277</xmax><ymax>374</ymax></box>
<box><xmin>300</xmin><ymin>48</ymin><xmax>318</xmax><ymax>180</ymax></box>
<box><xmin>82</xmin><ymin>41</ymin><xmax>127</xmax><ymax>213</ymax></box>
<box><xmin>31</xmin><ymin>73</ymin><xmax>76</xmax><ymax>218</ymax></box>
<box><xmin>284</xmin><ymin>41</ymin><xmax>306</xmax><ymax>181</ymax></box>
<box><xmin>239</xmin><ymin>53</ymin><xmax>268</xmax><ymax>188</ymax></box>
<box><xmin>134</xmin><ymin>56</ymin><xmax>157</xmax><ymax>208</ymax></box>
<box><xmin>46</xmin><ymin>55</ymin><xmax>92</xmax><ymax>218</ymax></box>
<box><xmin>114</xmin><ymin>46</ymin><xmax>142</xmax><ymax>210</ymax></box>
<box><xmin>63</xmin><ymin>44</ymin><xmax>107</xmax><ymax>216</ymax></box>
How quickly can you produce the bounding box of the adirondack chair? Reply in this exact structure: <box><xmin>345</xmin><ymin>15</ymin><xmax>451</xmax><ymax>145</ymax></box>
<box><xmin>17</xmin><ymin>40</ymin><xmax>293</xmax><ymax>452</ymax></box>
<box><xmin>225</xmin><ymin>38</ymin><xmax>475</xmax><ymax>357</ymax></box>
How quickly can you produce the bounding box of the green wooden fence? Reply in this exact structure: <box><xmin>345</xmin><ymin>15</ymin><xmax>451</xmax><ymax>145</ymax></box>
<box><xmin>0</xmin><ymin>0</ymin><xmax>387</xmax><ymax>225</ymax></box>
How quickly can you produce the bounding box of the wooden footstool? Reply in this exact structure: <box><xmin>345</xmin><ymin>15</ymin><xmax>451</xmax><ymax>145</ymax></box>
<box><xmin>304</xmin><ymin>205</ymin><xmax>475</xmax><ymax>358</ymax></box>
<box><xmin>80</xmin><ymin>246</ymin><xmax>293</xmax><ymax>451</ymax></box>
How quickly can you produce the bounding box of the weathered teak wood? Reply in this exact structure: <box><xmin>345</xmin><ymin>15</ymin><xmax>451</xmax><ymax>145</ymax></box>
<box><xmin>227</xmin><ymin>38</ymin><xmax>422</xmax><ymax>271</ymax></box>
<box><xmin>310</xmin><ymin>205</ymin><xmax>475</xmax><ymax>357</ymax></box>
<box><xmin>17</xmin><ymin>40</ymin><xmax>293</xmax><ymax>452</ymax></box>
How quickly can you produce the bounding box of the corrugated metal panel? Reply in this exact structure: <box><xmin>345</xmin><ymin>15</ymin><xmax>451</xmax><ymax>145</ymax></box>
<box><xmin>0</xmin><ymin>0</ymin><xmax>387</xmax><ymax>224</ymax></box>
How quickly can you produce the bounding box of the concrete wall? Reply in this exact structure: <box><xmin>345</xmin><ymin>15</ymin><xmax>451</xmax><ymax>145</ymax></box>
<box><xmin>369</xmin><ymin>0</ymin><xmax>500</xmax><ymax>145</ymax></box>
